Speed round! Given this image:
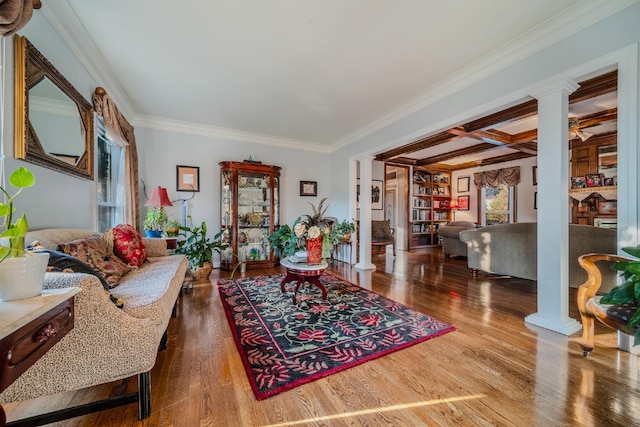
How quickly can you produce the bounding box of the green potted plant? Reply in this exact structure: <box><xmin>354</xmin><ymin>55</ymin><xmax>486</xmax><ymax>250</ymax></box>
<box><xmin>267</xmin><ymin>222</ymin><xmax>303</xmax><ymax>259</ymax></box>
<box><xmin>165</xmin><ymin>220</ymin><xmax>180</xmax><ymax>237</ymax></box>
<box><xmin>175</xmin><ymin>221</ymin><xmax>229</xmax><ymax>281</ymax></box>
<box><xmin>330</xmin><ymin>219</ymin><xmax>356</xmax><ymax>245</ymax></box>
<box><xmin>0</xmin><ymin>166</ymin><xmax>50</xmax><ymax>301</ymax></box>
<box><xmin>600</xmin><ymin>245</ymin><xmax>640</xmax><ymax>344</ymax></box>
<box><xmin>143</xmin><ymin>207</ymin><xmax>169</xmax><ymax>238</ymax></box>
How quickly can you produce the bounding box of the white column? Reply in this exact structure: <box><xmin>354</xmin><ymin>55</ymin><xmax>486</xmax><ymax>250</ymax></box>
<box><xmin>525</xmin><ymin>79</ymin><xmax>581</xmax><ymax>335</ymax></box>
<box><xmin>356</xmin><ymin>155</ymin><xmax>376</xmax><ymax>271</ymax></box>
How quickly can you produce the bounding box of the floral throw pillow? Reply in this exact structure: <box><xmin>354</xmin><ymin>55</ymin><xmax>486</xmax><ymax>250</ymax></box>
<box><xmin>111</xmin><ymin>224</ymin><xmax>147</xmax><ymax>267</ymax></box>
<box><xmin>57</xmin><ymin>235</ymin><xmax>131</xmax><ymax>288</ymax></box>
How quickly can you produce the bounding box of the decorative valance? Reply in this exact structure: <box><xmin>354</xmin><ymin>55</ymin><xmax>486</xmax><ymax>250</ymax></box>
<box><xmin>473</xmin><ymin>166</ymin><xmax>520</xmax><ymax>189</ymax></box>
<box><xmin>93</xmin><ymin>87</ymin><xmax>140</xmax><ymax>230</ymax></box>
<box><xmin>0</xmin><ymin>0</ymin><xmax>39</xmax><ymax>37</ymax></box>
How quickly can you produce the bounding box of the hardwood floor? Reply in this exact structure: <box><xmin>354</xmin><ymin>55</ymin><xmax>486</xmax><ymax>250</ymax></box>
<box><xmin>4</xmin><ymin>248</ymin><xmax>640</xmax><ymax>426</ymax></box>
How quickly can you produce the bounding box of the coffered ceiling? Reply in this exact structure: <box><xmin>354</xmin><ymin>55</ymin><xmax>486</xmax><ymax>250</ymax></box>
<box><xmin>375</xmin><ymin>71</ymin><xmax>618</xmax><ymax>171</ymax></box>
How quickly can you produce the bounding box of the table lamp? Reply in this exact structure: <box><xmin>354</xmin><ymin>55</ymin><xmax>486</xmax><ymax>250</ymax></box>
<box><xmin>449</xmin><ymin>198</ymin><xmax>459</xmax><ymax>221</ymax></box>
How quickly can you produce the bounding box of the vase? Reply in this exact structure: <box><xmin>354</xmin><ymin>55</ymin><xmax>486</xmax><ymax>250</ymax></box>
<box><xmin>306</xmin><ymin>236</ymin><xmax>323</xmax><ymax>265</ymax></box>
<box><xmin>145</xmin><ymin>230</ymin><xmax>163</xmax><ymax>238</ymax></box>
<box><xmin>0</xmin><ymin>252</ymin><xmax>50</xmax><ymax>301</ymax></box>
<box><xmin>190</xmin><ymin>262</ymin><xmax>213</xmax><ymax>282</ymax></box>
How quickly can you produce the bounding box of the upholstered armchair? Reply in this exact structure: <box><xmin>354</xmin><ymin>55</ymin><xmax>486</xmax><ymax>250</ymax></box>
<box><xmin>577</xmin><ymin>253</ymin><xmax>637</xmax><ymax>356</ymax></box>
<box><xmin>371</xmin><ymin>220</ymin><xmax>395</xmax><ymax>256</ymax></box>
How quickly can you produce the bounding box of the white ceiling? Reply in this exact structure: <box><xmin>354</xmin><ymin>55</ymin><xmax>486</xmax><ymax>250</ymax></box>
<box><xmin>45</xmin><ymin>1</ymin><xmax>635</xmax><ymax>151</ymax></box>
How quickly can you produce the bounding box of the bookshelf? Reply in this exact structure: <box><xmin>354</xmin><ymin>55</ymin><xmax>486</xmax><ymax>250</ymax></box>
<box><xmin>410</xmin><ymin>168</ymin><xmax>451</xmax><ymax>248</ymax></box>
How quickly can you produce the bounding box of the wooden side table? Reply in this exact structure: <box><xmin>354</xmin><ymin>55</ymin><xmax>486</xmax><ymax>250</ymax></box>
<box><xmin>0</xmin><ymin>287</ymin><xmax>80</xmax><ymax>426</ymax></box>
<box><xmin>280</xmin><ymin>259</ymin><xmax>328</xmax><ymax>304</ymax></box>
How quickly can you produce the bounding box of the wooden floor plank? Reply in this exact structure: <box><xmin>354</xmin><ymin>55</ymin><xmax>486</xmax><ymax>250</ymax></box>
<box><xmin>4</xmin><ymin>248</ymin><xmax>640</xmax><ymax>426</ymax></box>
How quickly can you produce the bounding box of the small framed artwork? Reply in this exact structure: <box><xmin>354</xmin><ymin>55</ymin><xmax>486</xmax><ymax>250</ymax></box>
<box><xmin>585</xmin><ymin>174</ymin><xmax>603</xmax><ymax>187</ymax></box>
<box><xmin>458</xmin><ymin>195</ymin><xmax>470</xmax><ymax>211</ymax></box>
<box><xmin>532</xmin><ymin>166</ymin><xmax>537</xmax><ymax>186</ymax></box>
<box><xmin>571</xmin><ymin>176</ymin><xmax>586</xmax><ymax>189</ymax></box>
<box><xmin>457</xmin><ymin>176</ymin><xmax>470</xmax><ymax>193</ymax></box>
<box><xmin>534</xmin><ymin>192</ymin><xmax>537</xmax><ymax>210</ymax></box>
<box><xmin>603</xmin><ymin>177</ymin><xmax>615</xmax><ymax>186</ymax></box>
<box><xmin>300</xmin><ymin>181</ymin><xmax>317</xmax><ymax>196</ymax></box>
<box><xmin>371</xmin><ymin>180</ymin><xmax>383</xmax><ymax>210</ymax></box>
<box><xmin>176</xmin><ymin>165</ymin><xmax>200</xmax><ymax>192</ymax></box>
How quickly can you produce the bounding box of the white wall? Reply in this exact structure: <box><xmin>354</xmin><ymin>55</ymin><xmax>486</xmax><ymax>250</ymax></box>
<box><xmin>5</xmin><ymin>14</ymin><xmax>332</xmax><ymax>235</ymax></box>
<box><xmin>4</xmin><ymin>14</ymin><xmax>98</xmax><ymax>230</ymax></box>
<box><xmin>137</xmin><ymin>126</ymin><xmax>332</xmax><ymax>238</ymax></box>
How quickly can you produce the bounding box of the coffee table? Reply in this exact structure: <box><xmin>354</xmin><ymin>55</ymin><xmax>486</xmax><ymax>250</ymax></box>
<box><xmin>280</xmin><ymin>259</ymin><xmax>328</xmax><ymax>304</ymax></box>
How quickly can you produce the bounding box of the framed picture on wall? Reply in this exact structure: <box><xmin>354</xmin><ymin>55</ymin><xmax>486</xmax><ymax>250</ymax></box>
<box><xmin>176</xmin><ymin>165</ymin><xmax>200</xmax><ymax>192</ymax></box>
<box><xmin>356</xmin><ymin>179</ymin><xmax>384</xmax><ymax>210</ymax></box>
<box><xmin>299</xmin><ymin>181</ymin><xmax>317</xmax><ymax>196</ymax></box>
<box><xmin>371</xmin><ymin>180</ymin><xmax>383</xmax><ymax>210</ymax></box>
<box><xmin>458</xmin><ymin>195</ymin><xmax>470</xmax><ymax>211</ymax></box>
<box><xmin>457</xmin><ymin>176</ymin><xmax>470</xmax><ymax>193</ymax></box>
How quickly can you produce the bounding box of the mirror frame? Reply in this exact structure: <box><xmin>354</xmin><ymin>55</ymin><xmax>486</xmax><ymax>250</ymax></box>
<box><xmin>14</xmin><ymin>35</ymin><xmax>94</xmax><ymax>180</ymax></box>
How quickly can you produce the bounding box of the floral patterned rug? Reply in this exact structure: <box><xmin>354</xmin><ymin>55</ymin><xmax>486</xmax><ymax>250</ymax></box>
<box><xmin>218</xmin><ymin>273</ymin><xmax>455</xmax><ymax>400</ymax></box>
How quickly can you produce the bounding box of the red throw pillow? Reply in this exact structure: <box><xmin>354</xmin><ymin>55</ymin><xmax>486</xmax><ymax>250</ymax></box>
<box><xmin>57</xmin><ymin>235</ymin><xmax>131</xmax><ymax>288</ymax></box>
<box><xmin>112</xmin><ymin>224</ymin><xmax>148</xmax><ymax>267</ymax></box>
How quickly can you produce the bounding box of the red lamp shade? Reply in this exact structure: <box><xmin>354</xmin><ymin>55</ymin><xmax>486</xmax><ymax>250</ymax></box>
<box><xmin>146</xmin><ymin>186</ymin><xmax>173</xmax><ymax>207</ymax></box>
<box><xmin>449</xmin><ymin>199</ymin><xmax>459</xmax><ymax>209</ymax></box>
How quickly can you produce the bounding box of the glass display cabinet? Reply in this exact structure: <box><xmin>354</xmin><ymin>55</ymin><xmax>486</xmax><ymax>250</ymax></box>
<box><xmin>219</xmin><ymin>161</ymin><xmax>281</xmax><ymax>270</ymax></box>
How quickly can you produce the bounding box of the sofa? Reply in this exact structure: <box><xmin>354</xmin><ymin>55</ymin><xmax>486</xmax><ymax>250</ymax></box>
<box><xmin>459</xmin><ymin>222</ymin><xmax>617</xmax><ymax>289</ymax></box>
<box><xmin>0</xmin><ymin>228</ymin><xmax>188</xmax><ymax>422</ymax></box>
<box><xmin>437</xmin><ymin>221</ymin><xmax>479</xmax><ymax>259</ymax></box>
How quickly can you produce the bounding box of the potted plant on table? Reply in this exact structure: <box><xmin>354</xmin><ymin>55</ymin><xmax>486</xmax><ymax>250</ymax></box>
<box><xmin>143</xmin><ymin>207</ymin><xmax>169</xmax><ymax>238</ymax></box>
<box><xmin>175</xmin><ymin>220</ymin><xmax>229</xmax><ymax>281</ymax></box>
<box><xmin>268</xmin><ymin>198</ymin><xmax>333</xmax><ymax>265</ymax></box>
<box><xmin>165</xmin><ymin>220</ymin><xmax>180</xmax><ymax>237</ymax></box>
<box><xmin>329</xmin><ymin>219</ymin><xmax>356</xmax><ymax>245</ymax></box>
<box><xmin>0</xmin><ymin>166</ymin><xmax>50</xmax><ymax>301</ymax></box>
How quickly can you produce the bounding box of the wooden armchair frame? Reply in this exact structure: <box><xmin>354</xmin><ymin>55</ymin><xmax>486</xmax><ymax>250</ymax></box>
<box><xmin>577</xmin><ymin>253</ymin><xmax>632</xmax><ymax>356</ymax></box>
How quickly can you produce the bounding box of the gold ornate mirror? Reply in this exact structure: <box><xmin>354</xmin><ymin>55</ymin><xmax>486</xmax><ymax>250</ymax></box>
<box><xmin>14</xmin><ymin>35</ymin><xmax>94</xmax><ymax>180</ymax></box>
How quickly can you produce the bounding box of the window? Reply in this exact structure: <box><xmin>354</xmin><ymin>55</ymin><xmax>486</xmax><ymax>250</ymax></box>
<box><xmin>482</xmin><ymin>184</ymin><xmax>514</xmax><ymax>225</ymax></box>
<box><xmin>96</xmin><ymin>119</ymin><xmax>123</xmax><ymax>232</ymax></box>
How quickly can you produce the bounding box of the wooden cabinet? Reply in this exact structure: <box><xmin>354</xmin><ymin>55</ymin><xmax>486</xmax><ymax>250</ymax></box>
<box><xmin>219</xmin><ymin>161</ymin><xmax>281</xmax><ymax>270</ymax></box>
<box><xmin>0</xmin><ymin>288</ymin><xmax>79</xmax><ymax>423</ymax></box>
<box><xmin>410</xmin><ymin>168</ymin><xmax>451</xmax><ymax>248</ymax></box>
<box><xmin>570</xmin><ymin>141</ymin><xmax>617</xmax><ymax>226</ymax></box>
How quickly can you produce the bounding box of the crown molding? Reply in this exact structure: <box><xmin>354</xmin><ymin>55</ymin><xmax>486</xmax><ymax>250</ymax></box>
<box><xmin>133</xmin><ymin>115</ymin><xmax>331</xmax><ymax>154</ymax></box>
<box><xmin>331</xmin><ymin>0</ymin><xmax>640</xmax><ymax>152</ymax></box>
<box><xmin>41</xmin><ymin>0</ymin><xmax>638</xmax><ymax>155</ymax></box>
<box><xmin>42</xmin><ymin>1</ymin><xmax>136</xmax><ymax>120</ymax></box>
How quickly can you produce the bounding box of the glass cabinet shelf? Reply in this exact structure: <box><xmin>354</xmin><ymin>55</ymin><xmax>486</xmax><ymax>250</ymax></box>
<box><xmin>219</xmin><ymin>161</ymin><xmax>281</xmax><ymax>270</ymax></box>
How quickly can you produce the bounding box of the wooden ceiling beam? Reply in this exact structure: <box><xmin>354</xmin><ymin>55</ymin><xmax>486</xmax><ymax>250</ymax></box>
<box><xmin>375</xmin><ymin>131</ymin><xmax>454</xmax><ymax>161</ymax></box>
<box><xmin>464</xmin><ymin>100</ymin><xmax>538</xmax><ymax>132</ymax></box>
<box><xmin>575</xmin><ymin>108</ymin><xmax>617</xmax><ymax>128</ymax></box>
<box><xmin>416</xmin><ymin>143</ymin><xmax>497</xmax><ymax>166</ymax></box>
<box><xmin>570</xmin><ymin>70</ymin><xmax>617</xmax><ymax>103</ymax></box>
<box><xmin>451</xmin><ymin>152</ymin><xmax>535</xmax><ymax>171</ymax></box>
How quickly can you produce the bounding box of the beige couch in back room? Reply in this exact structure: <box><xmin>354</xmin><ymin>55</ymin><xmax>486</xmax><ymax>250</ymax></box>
<box><xmin>459</xmin><ymin>222</ymin><xmax>617</xmax><ymax>289</ymax></box>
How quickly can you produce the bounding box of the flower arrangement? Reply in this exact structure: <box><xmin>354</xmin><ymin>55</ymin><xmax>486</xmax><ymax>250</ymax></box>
<box><xmin>268</xmin><ymin>198</ymin><xmax>333</xmax><ymax>264</ymax></box>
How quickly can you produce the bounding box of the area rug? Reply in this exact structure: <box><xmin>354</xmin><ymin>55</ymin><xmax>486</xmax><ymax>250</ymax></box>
<box><xmin>218</xmin><ymin>273</ymin><xmax>455</xmax><ymax>400</ymax></box>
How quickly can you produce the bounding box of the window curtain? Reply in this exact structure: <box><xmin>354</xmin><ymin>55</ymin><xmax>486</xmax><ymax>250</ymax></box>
<box><xmin>473</xmin><ymin>166</ymin><xmax>521</xmax><ymax>189</ymax></box>
<box><xmin>92</xmin><ymin>87</ymin><xmax>140</xmax><ymax>229</ymax></box>
<box><xmin>0</xmin><ymin>0</ymin><xmax>35</xmax><ymax>37</ymax></box>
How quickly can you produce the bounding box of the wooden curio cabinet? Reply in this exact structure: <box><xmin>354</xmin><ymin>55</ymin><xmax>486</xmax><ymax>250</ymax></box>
<box><xmin>219</xmin><ymin>161</ymin><xmax>281</xmax><ymax>270</ymax></box>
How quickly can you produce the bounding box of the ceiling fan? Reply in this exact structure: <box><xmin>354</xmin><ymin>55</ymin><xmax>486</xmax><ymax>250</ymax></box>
<box><xmin>569</xmin><ymin>116</ymin><xmax>593</xmax><ymax>142</ymax></box>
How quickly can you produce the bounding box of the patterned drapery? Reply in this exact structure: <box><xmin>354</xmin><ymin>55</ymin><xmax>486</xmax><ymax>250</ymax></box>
<box><xmin>473</xmin><ymin>166</ymin><xmax>521</xmax><ymax>189</ymax></box>
<box><xmin>92</xmin><ymin>87</ymin><xmax>140</xmax><ymax>230</ymax></box>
